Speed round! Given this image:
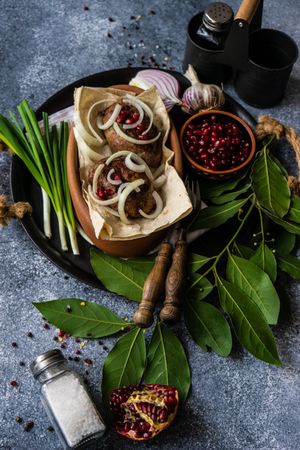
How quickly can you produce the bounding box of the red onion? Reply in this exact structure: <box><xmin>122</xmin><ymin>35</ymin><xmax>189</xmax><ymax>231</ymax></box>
<box><xmin>130</xmin><ymin>70</ymin><xmax>182</xmax><ymax>111</ymax></box>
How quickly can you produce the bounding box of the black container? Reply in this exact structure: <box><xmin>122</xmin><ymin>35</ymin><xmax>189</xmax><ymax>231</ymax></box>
<box><xmin>183</xmin><ymin>13</ymin><xmax>233</xmax><ymax>84</ymax></box>
<box><xmin>234</xmin><ymin>29</ymin><xmax>299</xmax><ymax>108</ymax></box>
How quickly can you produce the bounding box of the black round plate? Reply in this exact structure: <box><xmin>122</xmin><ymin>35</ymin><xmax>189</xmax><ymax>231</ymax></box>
<box><xmin>10</xmin><ymin>68</ymin><xmax>256</xmax><ymax>289</ymax></box>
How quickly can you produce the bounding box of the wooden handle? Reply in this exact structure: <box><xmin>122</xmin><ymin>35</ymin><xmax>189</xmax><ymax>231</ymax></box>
<box><xmin>235</xmin><ymin>0</ymin><xmax>260</xmax><ymax>23</ymax></box>
<box><xmin>133</xmin><ymin>242</ymin><xmax>173</xmax><ymax>328</ymax></box>
<box><xmin>159</xmin><ymin>238</ymin><xmax>187</xmax><ymax>322</ymax></box>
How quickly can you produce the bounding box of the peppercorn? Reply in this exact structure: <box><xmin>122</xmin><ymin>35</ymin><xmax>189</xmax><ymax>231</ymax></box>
<box><xmin>47</xmin><ymin>425</ymin><xmax>54</xmax><ymax>432</ymax></box>
<box><xmin>19</xmin><ymin>361</ymin><xmax>25</xmax><ymax>367</ymax></box>
<box><xmin>10</xmin><ymin>380</ymin><xmax>18</xmax><ymax>387</ymax></box>
<box><xmin>11</xmin><ymin>342</ymin><xmax>18</xmax><ymax>348</ymax></box>
<box><xmin>15</xmin><ymin>416</ymin><xmax>23</xmax><ymax>423</ymax></box>
<box><xmin>84</xmin><ymin>358</ymin><xmax>93</xmax><ymax>365</ymax></box>
<box><xmin>27</xmin><ymin>332</ymin><xmax>33</xmax><ymax>338</ymax></box>
<box><xmin>23</xmin><ymin>421</ymin><xmax>34</xmax><ymax>432</ymax></box>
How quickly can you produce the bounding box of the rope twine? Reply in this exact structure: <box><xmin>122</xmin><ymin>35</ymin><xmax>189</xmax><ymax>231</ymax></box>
<box><xmin>255</xmin><ymin>115</ymin><xmax>300</xmax><ymax>195</ymax></box>
<box><xmin>0</xmin><ymin>195</ymin><xmax>32</xmax><ymax>227</ymax></box>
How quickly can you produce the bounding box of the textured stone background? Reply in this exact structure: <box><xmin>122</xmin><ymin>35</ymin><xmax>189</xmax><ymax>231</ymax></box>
<box><xmin>0</xmin><ymin>1</ymin><xmax>299</xmax><ymax>449</ymax></box>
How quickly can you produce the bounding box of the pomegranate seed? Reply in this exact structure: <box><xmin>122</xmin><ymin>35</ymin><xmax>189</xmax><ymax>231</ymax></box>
<box><xmin>96</xmin><ymin>188</ymin><xmax>106</xmax><ymax>200</ymax></box>
<box><xmin>136</xmin><ymin>124</ymin><xmax>145</xmax><ymax>132</ymax></box>
<box><xmin>132</xmin><ymin>113</ymin><xmax>139</xmax><ymax>121</ymax></box>
<box><xmin>116</xmin><ymin>115</ymin><xmax>125</xmax><ymax>123</ymax></box>
<box><xmin>113</xmin><ymin>172</ymin><xmax>121</xmax><ymax>181</ymax></box>
<box><xmin>138</xmin><ymin>134</ymin><xmax>149</xmax><ymax>140</ymax></box>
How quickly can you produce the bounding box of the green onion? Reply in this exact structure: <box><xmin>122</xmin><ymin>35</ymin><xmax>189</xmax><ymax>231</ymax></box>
<box><xmin>0</xmin><ymin>99</ymin><xmax>79</xmax><ymax>254</ymax></box>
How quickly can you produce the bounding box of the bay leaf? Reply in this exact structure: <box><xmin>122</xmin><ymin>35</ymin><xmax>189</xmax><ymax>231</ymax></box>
<box><xmin>250</xmin><ymin>242</ymin><xmax>277</xmax><ymax>282</ymax></box>
<box><xmin>277</xmin><ymin>254</ymin><xmax>300</xmax><ymax>279</ymax></box>
<box><xmin>274</xmin><ymin>228</ymin><xmax>296</xmax><ymax>256</ymax></box>
<box><xmin>188</xmin><ymin>253</ymin><xmax>213</xmax><ymax>274</ymax></box>
<box><xmin>251</xmin><ymin>146</ymin><xmax>290</xmax><ymax>218</ymax></box>
<box><xmin>188</xmin><ymin>274</ymin><xmax>214</xmax><ymax>301</ymax></box>
<box><xmin>102</xmin><ymin>328</ymin><xmax>146</xmax><ymax>403</ymax></box>
<box><xmin>33</xmin><ymin>298</ymin><xmax>128</xmax><ymax>338</ymax></box>
<box><xmin>143</xmin><ymin>322</ymin><xmax>190</xmax><ymax>402</ymax></box>
<box><xmin>286</xmin><ymin>196</ymin><xmax>300</xmax><ymax>224</ymax></box>
<box><xmin>184</xmin><ymin>300</ymin><xmax>232</xmax><ymax>357</ymax></box>
<box><xmin>263</xmin><ymin>208</ymin><xmax>300</xmax><ymax>235</ymax></box>
<box><xmin>90</xmin><ymin>248</ymin><xmax>149</xmax><ymax>302</ymax></box>
<box><xmin>190</xmin><ymin>197</ymin><xmax>249</xmax><ymax>231</ymax></box>
<box><xmin>226</xmin><ymin>253</ymin><xmax>280</xmax><ymax>325</ymax></box>
<box><xmin>216</xmin><ymin>277</ymin><xmax>281</xmax><ymax>365</ymax></box>
<box><xmin>200</xmin><ymin>174</ymin><xmax>246</xmax><ymax>199</ymax></box>
<box><xmin>209</xmin><ymin>183</ymin><xmax>251</xmax><ymax>205</ymax></box>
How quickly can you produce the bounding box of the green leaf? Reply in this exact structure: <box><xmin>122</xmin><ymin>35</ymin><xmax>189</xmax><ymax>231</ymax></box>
<box><xmin>216</xmin><ymin>277</ymin><xmax>281</xmax><ymax>365</ymax></box>
<box><xmin>190</xmin><ymin>197</ymin><xmax>249</xmax><ymax>231</ymax></box>
<box><xmin>33</xmin><ymin>299</ymin><xmax>128</xmax><ymax>338</ymax></box>
<box><xmin>250</xmin><ymin>242</ymin><xmax>277</xmax><ymax>282</ymax></box>
<box><xmin>209</xmin><ymin>183</ymin><xmax>251</xmax><ymax>205</ymax></box>
<box><xmin>226</xmin><ymin>253</ymin><xmax>280</xmax><ymax>325</ymax></box>
<box><xmin>91</xmin><ymin>248</ymin><xmax>152</xmax><ymax>302</ymax></box>
<box><xmin>200</xmin><ymin>175</ymin><xmax>246</xmax><ymax>199</ymax></box>
<box><xmin>143</xmin><ymin>322</ymin><xmax>190</xmax><ymax>402</ymax></box>
<box><xmin>286</xmin><ymin>196</ymin><xmax>300</xmax><ymax>224</ymax></box>
<box><xmin>251</xmin><ymin>146</ymin><xmax>290</xmax><ymax>218</ymax></box>
<box><xmin>184</xmin><ymin>300</ymin><xmax>232</xmax><ymax>356</ymax></box>
<box><xmin>102</xmin><ymin>328</ymin><xmax>146</xmax><ymax>403</ymax></box>
<box><xmin>277</xmin><ymin>254</ymin><xmax>300</xmax><ymax>279</ymax></box>
<box><xmin>274</xmin><ymin>228</ymin><xmax>296</xmax><ymax>256</ymax></box>
<box><xmin>234</xmin><ymin>243</ymin><xmax>255</xmax><ymax>259</ymax></box>
<box><xmin>188</xmin><ymin>274</ymin><xmax>214</xmax><ymax>301</ymax></box>
<box><xmin>188</xmin><ymin>253</ymin><xmax>213</xmax><ymax>274</ymax></box>
<box><xmin>263</xmin><ymin>208</ymin><xmax>300</xmax><ymax>235</ymax></box>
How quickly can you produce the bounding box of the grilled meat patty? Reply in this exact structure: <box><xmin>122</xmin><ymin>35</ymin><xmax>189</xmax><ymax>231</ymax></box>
<box><xmin>101</xmin><ymin>103</ymin><xmax>162</xmax><ymax>168</ymax></box>
<box><xmin>89</xmin><ymin>157</ymin><xmax>155</xmax><ymax>219</ymax></box>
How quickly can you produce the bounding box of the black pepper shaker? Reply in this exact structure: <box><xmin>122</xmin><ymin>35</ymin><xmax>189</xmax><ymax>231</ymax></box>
<box><xmin>196</xmin><ymin>2</ymin><xmax>234</xmax><ymax>49</ymax></box>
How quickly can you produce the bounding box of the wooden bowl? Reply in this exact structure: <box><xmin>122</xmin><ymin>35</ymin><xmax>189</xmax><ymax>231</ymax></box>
<box><xmin>180</xmin><ymin>109</ymin><xmax>256</xmax><ymax>180</ymax></box>
<box><xmin>67</xmin><ymin>85</ymin><xmax>183</xmax><ymax>257</ymax></box>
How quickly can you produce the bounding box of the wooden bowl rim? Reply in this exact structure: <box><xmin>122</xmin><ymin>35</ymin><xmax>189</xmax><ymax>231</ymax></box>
<box><xmin>180</xmin><ymin>109</ymin><xmax>256</xmax><ymax>175</ymax></box>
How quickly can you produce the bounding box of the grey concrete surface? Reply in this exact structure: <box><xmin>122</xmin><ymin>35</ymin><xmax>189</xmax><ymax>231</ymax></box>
<box><xmin>0</xmin><ymin>1</ymin><xmax>300</xmax><ymax>449</ymax></box>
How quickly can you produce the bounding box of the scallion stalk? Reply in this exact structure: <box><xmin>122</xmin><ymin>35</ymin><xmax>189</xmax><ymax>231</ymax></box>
<box><xmin>0</xmin><ymin>100</ymin><xmax>79</xmax><ymax>255</ymax></box>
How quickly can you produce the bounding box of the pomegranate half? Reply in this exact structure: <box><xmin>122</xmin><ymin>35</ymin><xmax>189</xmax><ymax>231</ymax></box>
<box><xmin>109</xmin><ymin>383</ymin><xmax>179</xmax><ymax>440</ymax></box>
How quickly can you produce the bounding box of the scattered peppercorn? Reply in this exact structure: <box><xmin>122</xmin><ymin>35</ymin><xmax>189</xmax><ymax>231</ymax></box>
<box><xmin>43</xmin><ymin>323</ymin><xmax>50</xmax><ymax>330</ymax></box>
<box><xmin>130</xmin><ymin>15</ymin><xmax>136</xmax><ymax>20</ymax></box>
<box><xmin>53</xmin><ymin>336</ymin><xmax>58</xmax><ymax>342</ymax></box>
<box><xmin>85</xmin><ymin>370</ymin><xmax>89</xmax><ymax>375</ymax></box>
<box><xmin>103</xmin><ymin>346</ymin><xmax>109</xmax><ymax>352</ymax></box>
<box><xmin>64</xmin><ymin>275</ymin><xmax>69</xmax><ymax>280</ymax></box>
<box><xmin>107</xmin><ymin>33</ymin><xmax>112</xmax><ymax>38</ymax></box>
<box><xmin>60</xmin><ymin>343</ymin><xmax>66</xmax><ymax>349</ymax></box>
<box><xmin>68</xmin><ymin>356</ymin><xmax>73</xmax><ymax>361</ymax></box>
<box><xmin>83</xmin><ymin>378</ymin><xmax>89</xmax><ymax>384</ymax></box>
<box><xmin>27</xmin><ymin>332</ymin><xmax>33</xmax><ymax>338</ymax></box>
<box><xmin>23</xmin><ymin>421</ymin><xmax>34</xmax><ymax>432</ymax></box>
<box><xmin>15</xmin><ymin>416</ymin><xmax>23</xmax><ymax>424</ymax></box>
<box><xmin>98</xmin><ymin>340</ymin><xmax>103</xmax><ymax>345</ymax></box>
<box><xmin>10</xmin><ymin>380</ymin><xmax>18</xmax><ymax>387</ymax></box>
<box><xmin>150</xmin><ymin>10</ymin><xmax>156</xmax><ymax>14</ymax></box>
<box><xmin>19</xmin><ymin>361</ymin><xmax>25</xmax><ymax>367</ymax></box>
<box><xmin>74</xmin><ymin>356</ymin><xmax>80</xmax><ymax>362</ymax></box>
<box><xmin>11</xmin><ymin>342</ymin><xmax>18</xmax><ymax>348</ymax></box>
<box><xmin>84</xmin><ymin>358</ymin><xmax>93</xmax><ymax>365</ymax></box>
<box><xmin>47</xmin><ymin>425</ymin><xmax>54</xmax><ymax>432</ymax></box>
<box><xmin>75</xmin><ymin>337</ymin><xmax>80</xmax><ymax>343</ymax></box>
<box><xmin>108</xmin><ymin>17</ymin><xmax>115</xmax><ymax>22</ymax></box>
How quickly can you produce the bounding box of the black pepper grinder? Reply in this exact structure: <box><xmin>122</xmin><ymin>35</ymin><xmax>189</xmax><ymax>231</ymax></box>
<box><xmin>196</xmin><ymin>2</ymin><xmax>234</xmax><ymax>50</ymax></box>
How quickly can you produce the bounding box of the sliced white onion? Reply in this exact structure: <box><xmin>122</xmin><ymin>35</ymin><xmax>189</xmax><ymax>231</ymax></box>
<box><xmin>152</xmin><ymin>164</ymin><xmax>164</xmax><ymax>179</ymax></box>
<box><xmin>105</xmin><ymin>150</ymin><xmax>131</xmax><ymax>165</ymax></box>
<box><xmin>122</xmin><ymin>99</ymin><xmax>144</xmax><ymax>129</ymax></box>
<box><xmin>96</xmin><ymin>103</ymin><xmax>122</xmax><ymax>130</ymax></box>
<box><xmin>102</xmin><ymin>206</ymin><xmax>120</xmax><ymax>217</ymax></box>
<box><xmin>125</xmin><ymin>153</ymin><xmax>145</xmax><ymax>173</ymax></box>
<box><xmin>125</xmin><ymin>94</ymin><xmax>153</xmax><ymax>135</ymax></box>
<box><xmin>139</xmin><ymin>191</ymin><xmax>163</xmax><ymax>219</ymax></box>
<box><xmin>125</xmin><ymin>152</ymin><xmax>154</xmax><ymax>181</ymax></box>
<box><xmin>92</xmin><ymin>164</ymin><xmax>104</xmax><ymax>194</ymax></box>
<box><xmin>118</xmin><ymin>179</ymin><xmax>145</xmax><ymax>224</ymax></box>
<box><xmin>113</xmin><ymin>122</ymin><xmax>161</xmax><ymax>145</ymax></box>
<box><xmin>153</xmin><ymin>174</ymin><xmax>167</xmax><ymax>190</ymax></box>
<box><xmin>88</xmin><ymin>185</ymin><xmax>119</xmax><ymax>206</ymax></box>
<box><xmin>107</xmin><ymin>168</ymin><xmax>122</xmax><ymax>185</ymax></box>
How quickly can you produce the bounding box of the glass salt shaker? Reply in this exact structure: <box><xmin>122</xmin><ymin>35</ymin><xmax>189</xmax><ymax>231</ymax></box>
<box><xmin>30</xmin><ymin>349</ymin><xmax>106</xmax><ymax>449</ymax></box>
<box><xmin>196</xmin><ymin>2</ymin><xmax>234</xmax><ymax>50</ymax></box>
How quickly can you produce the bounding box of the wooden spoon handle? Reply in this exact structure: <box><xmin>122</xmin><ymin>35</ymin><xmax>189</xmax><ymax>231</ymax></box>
<box><xmin>159</xmin><ymin>238</ymin><xmax>187</xmax><ymax>322</ymax></box>
<box><xmin>133</xmin><ymin>242</ymin><xmax>173</xmax><ymax>328</ymax></box>
<box><xmin>235</xmin><ymin>0</ymin><xmax>260</xmax><ymax>23</ymax></box>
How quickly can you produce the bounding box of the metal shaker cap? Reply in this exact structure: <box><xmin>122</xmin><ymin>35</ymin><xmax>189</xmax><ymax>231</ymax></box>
<box><xmin>30</xmin><ymin>349</ymin><xmax>65</xmax><ymax>378</ymax></box>
<box><xmin>203</xmin><ymin>2</ymin><xmax>234</xmax><ymax>33</ymax></box>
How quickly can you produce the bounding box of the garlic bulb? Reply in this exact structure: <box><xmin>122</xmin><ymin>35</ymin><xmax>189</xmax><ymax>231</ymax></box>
<box><xmin>182</xmin><ymin>65</ymin><xmax>225</xmax><ymax>114</ymax></box>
